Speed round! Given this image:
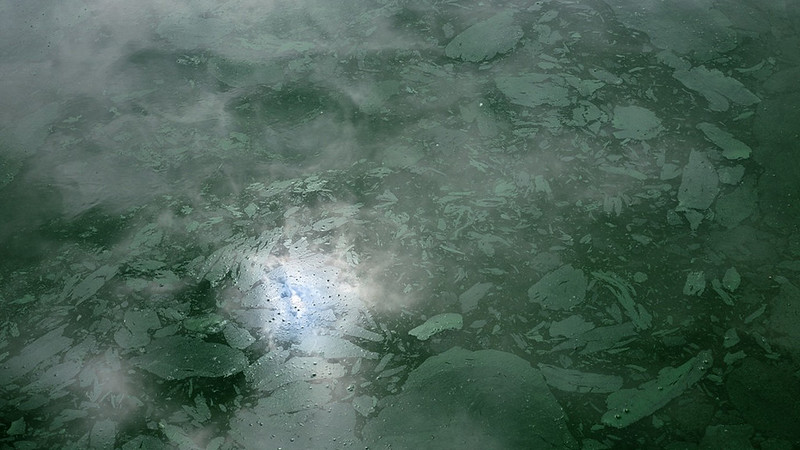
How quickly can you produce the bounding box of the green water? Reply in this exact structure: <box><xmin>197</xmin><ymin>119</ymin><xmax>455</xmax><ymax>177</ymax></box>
<box><xmin>1</xmin><ymin>0</ymin><xmax>799</xmax><ymax>448</ymax></box>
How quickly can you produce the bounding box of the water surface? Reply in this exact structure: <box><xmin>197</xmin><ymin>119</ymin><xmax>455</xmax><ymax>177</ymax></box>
<box><xmin>2</xmin><ymin>0</ymin><xmax>800</xmax><ymax>448</ymax></box>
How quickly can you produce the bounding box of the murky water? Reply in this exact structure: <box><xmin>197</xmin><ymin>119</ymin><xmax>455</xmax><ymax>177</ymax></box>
<box><xmin>2</xmin><ymin>0</ymin><xmax>799</xmax><ymax>448</ymax></box>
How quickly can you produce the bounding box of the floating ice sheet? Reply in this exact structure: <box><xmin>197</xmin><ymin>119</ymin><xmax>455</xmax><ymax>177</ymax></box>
<box><xmin>717</xmin><ymin>165</ymin><xmax>745</xmax><ymax>185</ymax></box>
<box><xmin>67</xmin><ymin>265</ymin><xmax>119</xmax><ymax>305</ymax></box>
<box><xmin>0</xmin><ymin>326</ymin><xmax>73</xmax><ymax>381</ymax></box>
<box><xmin>296</xmin><ymin>334</ymin><xmax>379</xmax><ymax>360</ymax></box>
<box><xmin>697</xmin><ymin>122</ymin><xmax>752</xmax><ymax>160</ymax></box>
<box><xmin>459</xmin><ymin>282</ymin><xmax>493</xmax><ymax>313</ymax></box>
<box><xmin>683</xmin><ymin>271</ymin><xmax>706</xmax><ymax>296</ymax></box>
<box><xmin>551</xmin><ymin>322</ymin><xmax>638</xmax><ymax>354</ymax></box>
<box><xmin>549</xmin><ymin>315</ymin><xmax>596</xmax><ymax>338</ymax></box>
<box><xmin>612</xmin><ymin>105</ymin><xmax>663</xmax><ymax>140</ymax></box>
<box><xmin>673</xmin><ymin>66</ymin><xmax>760</xmax><ymax>112</ymax></box>
<box><xmin>715</xmin><ymin>181</ymin><xmax>757</xmax><ymax>228</ymax></box>
<box><xmin>408</xmin><ymin>313</ymin><xmax>463</xmax><ymax>341</ymax></box>
<box><xmin>114</xmin><ymin>309</ymin><xmax>161</xmax><ymax>349</ymax></box>
<box><xmin>362</xmin><ymin>347</ymin><xmax>577</xmax><ymax>449</ymax></box>
<box><xmin>609</xmin><ymin>0</ymin><xmax>738</xmax><ymax>57</ymax></box>
<box><xmin>131</xmin><ymin>335</ymin><xmax>248</xmax><ymax>380</ymax></box>
<box><xmin>529</xmin><ymin>265</ymin><xmax>587</xmax><ymax>311</ymax></box>
<box><xmin>677</xmin><ymin>150</ymin><xmax>719</xmax><ymax>211</ymax></box>
<box><xmin>246</xmin><ymin>353</ymin><xmax>345</xmax><ymax>392</ymax></box>
<box><xmin>444</xmin><ymin>11</ymin><xmax>522</xmax><ymax>62</ymax></box>
<box><xmin>539</xmin><ymin>364</ymin><xmax>624</xmax><ymax>394</ymax></box>
<box><xmin>592</xmin><ymin>271</ymin><xmax>652</xmax><ymax>330</ymax></box>
<box><xmin>230</xmin><ymin>401</ymin><xmax>360</xmax><ymax>449</ymax></box>
<box><xmin>223</xmin><ymin>322</ymin><xmax>256</xmax><ymax>350</ymax></box>
<box><xmin>496</xmin><ymin>74</ymin><xmax>572</xmax><ymax>108</ymax></box>
<box><xmin>722</xmin><ymin>267</ymin><xmax>741</xmax><ymax>292</ymax></box>
<box><xmin>601</xmin><ymin>349</ymin><xmax>712</xmax><ymax>428</ymax></box>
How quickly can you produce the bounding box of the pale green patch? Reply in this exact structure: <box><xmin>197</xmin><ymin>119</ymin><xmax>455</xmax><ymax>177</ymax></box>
<box><xmin>183</xmin><ymin>394</ymin><xmax>212</xmax><ymax>423</ymax></box>
<box><xmin>160</xmin><ymin>422</ymin><xmax>198</xmax><ymax>449</ymax></box>
<box><xmin>243</xmin><ymin>202</ymin><xmax>258</xmax><ymax>218</ymax></box>
<box><xmin>296</xmin><ymin>335</ymin><xmax>379</xmax><ymax>359</ymax></box>
<box><xmin>0</xmin><ymin>326</ymin><xmax>73</xmax><ymax>382</ymax></box>
<box><xmin>723</xmin><ymin>267</ymin><xmax>741</xmax><ymax>291</ymax></box>
<box><xmin>7</xmin><ymin>417</ymin><xmax>26</xmax><ymax>435</ymax></box>
<box><xmin>717</xmin><ymin>165</ymin><xmax>745</xmax><ymax>185</ymax></box>
<box><xmin>353</xmin><ymin>80</ymin><xmax>401</xmax><ymax>114</ymax></box>
<box><xmin>599</xmin><ymin>164</ymin><xmax>648</xmax><ymax>181</ymax></box>
<box><xmin>549</xmin><ymin>315</ymin><xmax>595</xmax><ymax>338</ymax></box>
<box><xmin>408</xmin><ymin>313</ymin><xmax>463</xmax><ymax>341</ymax></box>
<box><xmin>445</xmin><ymin>11</ymin><xmax>523</xmax><ymax>62</ymax></box>
<box><xmin>379</xmin><ymin>143</ymin><xmax>423</xmax><ymax>168</ymax></box>
<box><xmin>353</xmin><ymin>395</ymin><xmax>377</xmax><ymax>417</ymax></box>
<box><xmin>715</xmin><ymin>181</ymin><xmax>757</xmax><ymax>228</ymax></box>
<box><xmin>114</xmin><ymin>310</ymin><xmax>161</xmax><ymax>349</ymax></box>
<box><xmin>601</xmin><ymin>350</ymin><xmax>712</xmax><ymax>428</ymax></box>
<box><xmin>245</xmin><ymin>353</ymin><xmax>346</xmax><ymax>392</ymax></box>
<box><xmin>90</xmin><ymin>419</ymin><xmax>117</xmax><ymax>449</ymax></box>
<box><xmin>183</xmin><ymin>313</ymin><xmax>228</xmax><ymax>335</ymax></box>
<box><xmin>223</xmin><ymin>323</ymin><xmax>256</xmax><ymax>350</ymax></box>
<box><xmin>131</xmin><ymin>336</ymin><xmax>248</xmax><ymax>380</ymax></box>
<box><xmin>697</xmin><ymin>122</ymin><xmax>751</xmax><ymax>160</ymax></box>
<box><xmin>683</xmin><ymin>271</ymin><xmax>706</xmax><ymax>296</ymax></box>
<box><xmin>743</xmin><ymin>304</ymin><xmax>766</xmax><ymax>324</ymax></box>
<box><xmin>592</xmin><ymin>271</ymin><xmax>651</xmax><ymax>330</ymax></box>
<box><xmin>563</xmin><ymin>74</ymin><xmax>605</xmax><ymax>96</ymax></box>
<box><xmin>612</xmin><ymin>105</ymin><xmax>663</xmax><ymax>140</ymax></box>
<box><xmin>459</xmin><ymin>282</ymin><xmax>493</xmax><ymax>313</ymax></box>
<box><xmin>539</xmin><ymin>364</ymin><xmax>623</xmax><ymax>394</ymax></box>
<box><xmin>672</xmin><ymin>66</ymin><xmax>760</xmax><ymax>111</ymax></box>
<box><xmin>677</xmin><ymin>150</ymin><xmax>719</xmax><ymax>211</ymax></box>
<box><xmin>362</xmin><ymin>347</ymin><xmax>577</xmax><ymax>448</ymax></box>
<box><xmin>529</xmin><ymin>265</ymin><xmax>588</xmax><ymax>311</ymax></box>
<box><xmin>711</xmin><ymin>279</ymin><xmax>735</xmax><ymax>306</ymax></box>
<box><xmin>496</xmin><ymin>74</ymin><xmax>572</xmax><ymax>108</ymax></box>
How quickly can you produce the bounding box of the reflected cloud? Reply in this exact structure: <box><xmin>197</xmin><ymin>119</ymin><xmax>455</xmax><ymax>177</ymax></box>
<box><xmin>3</xmin><ymin>0</ymin><xmax>799</xmax><ymax>448</ymax></box>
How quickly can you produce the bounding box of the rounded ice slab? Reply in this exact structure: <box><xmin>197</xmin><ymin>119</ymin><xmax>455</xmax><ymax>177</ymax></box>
<box><xmin>363</xmin><ymin>347</ymin><xmax>578</xmax><ymax>449</ymax></box>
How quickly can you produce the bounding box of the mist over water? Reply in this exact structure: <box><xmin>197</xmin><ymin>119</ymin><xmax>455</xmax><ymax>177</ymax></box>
<box><xmin>2</xmin><ymin>0</ymin><xmax>800</xmax><ymax>448</ymax></box>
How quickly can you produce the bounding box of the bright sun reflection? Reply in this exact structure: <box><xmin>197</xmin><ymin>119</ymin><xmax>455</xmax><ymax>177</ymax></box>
<box><xmin>289</xmin><ymin>288</ymin><xmax>306</xmax><ymax>319</ymax></box>
<box><xmin>231</xmin><ymin>238</ymin><xmax>371</xmax><ymax>347</ymax></box>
